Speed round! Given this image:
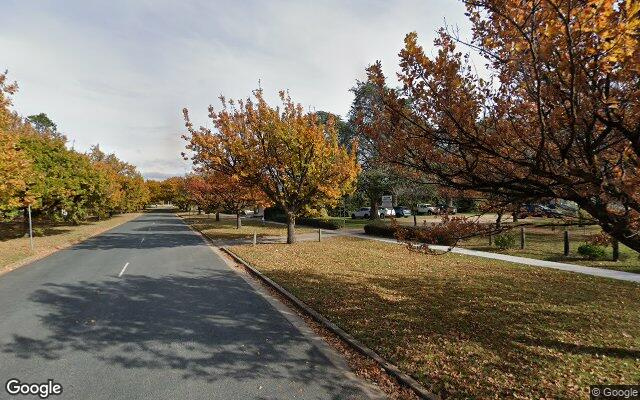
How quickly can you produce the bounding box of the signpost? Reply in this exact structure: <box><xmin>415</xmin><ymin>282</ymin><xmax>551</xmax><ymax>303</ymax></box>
<box><xmin>28</xmin><ymin>205</ymin><xmax>34</xmax><ymax>251</ymax></box>
<box><xmin>381</xmin><ymin>195</ymin><xmax>393</xmax><ymax>209</ymax></box>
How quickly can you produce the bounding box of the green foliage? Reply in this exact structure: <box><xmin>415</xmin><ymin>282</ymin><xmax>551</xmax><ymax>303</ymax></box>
<box><xmin>297</xmin><ymin>217</ymin><xmax>344</xmax><ymax>230</ymax></box>
<box><xmin>577</xmin><ymin>243</ymin><xmax>606</xmax><ymax>260</ymax></box>
<box><xmin>494</xmin><ymin>234</ymin><xmax>517</xmax><ymax>249</ymax></box>
<box><xmin>364</xmin><ymin>221</ymin><xmax>397</xmax><ymax>238</ymax></box>
<box><xmin>0</xmin><ymin>74</ymin><xmax>148</xmax><ymax>222</ymax></box>
<box><xmin>265</xmin><ymin>212</ymin><xmax>345</xmax><ymax>230</ymax></box>
<box><xmin>27</xmin><ymin>113</ymin><xmax>58</xmax><ymax>134</ymax></box>
<box><xmin>455</xmin><ymin>198</ymin><xmax>479</xmax><ymax>213</ymax></box>
<box><xmin>18</xmin><ymin>132</ymin><xmax>106</xmax><ymax>223</ymax></box>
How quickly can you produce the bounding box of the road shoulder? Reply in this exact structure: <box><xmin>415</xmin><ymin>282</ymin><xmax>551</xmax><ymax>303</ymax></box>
<box><xmin>181</xmin><ymin>217</ymin><xmax>389</xmax><ymax>400</ymax></box>
<box><xmin>0</xmin><ymin>212</ymin><xmax>142</xmax><ymax>277</ymax></box>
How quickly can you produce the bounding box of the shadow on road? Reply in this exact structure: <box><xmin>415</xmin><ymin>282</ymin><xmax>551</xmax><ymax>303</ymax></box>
<box><xmin>2</xmin><ymin>269</ymin><xmax>356</xmax><ymax>395</ymax></box>
<box><xmin>70</xmin><ymin>232</ymin><xmax>204</xmax><ymax>250</ymax></box>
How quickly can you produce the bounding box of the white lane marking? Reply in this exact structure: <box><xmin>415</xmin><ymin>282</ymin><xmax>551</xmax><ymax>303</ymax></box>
<box><xmin>118</xmin><ymin>262</ymin><xmax>130</xmax><ymax>277</ymax></box>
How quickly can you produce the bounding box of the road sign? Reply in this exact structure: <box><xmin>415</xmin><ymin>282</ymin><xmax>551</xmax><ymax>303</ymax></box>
<box><xmin>381</xmin><ymin>195</ymin><xmax>393</xmax><ymax>208</ymax></box>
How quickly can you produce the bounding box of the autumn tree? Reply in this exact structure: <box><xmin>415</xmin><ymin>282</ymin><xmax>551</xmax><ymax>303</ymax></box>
<box><xmin>0</xmin><ymin>73</ymin><xmax>36</xmax><ymax>217</ymax></box>
<box><xmin>183</xmin><ymin>89</ymin><xmax>359</xmax><ymax>243</ymax></box>
<box><xmin>146</xmin><ymin>180</ymin><xmax>164</xmax><ymax>205</ymax></box>
<box><xmin>186</xmin><ymin>173</ymin><xmax>269</xmax><ymax>228</ymax></box>
<box><xmin>158</xmin><ymin>177</ymin><xmax>191</xmax><ymax>210</ymax></box>
<box><xmin>88</xmin><ymin>145</ymin><xmax>150</xmax><ymax>215</ymax></box>
<box><xmin>360</xmin><ymin>0</ymin><xmax>640</xmax><ymax>251</ymax></box>
<box><xmin>185</xmin><ymin>175</ymin><xmax>219</xmax><ymax>214</ymax></box>
<box><xmin>0</xmin><ymin>71</ymin><xmax>148</xmax><ymax>224</ymax></box>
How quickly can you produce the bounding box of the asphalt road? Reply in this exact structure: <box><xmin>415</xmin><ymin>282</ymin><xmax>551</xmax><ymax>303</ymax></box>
<box><xmin>0</xmin><ymin>212</ymin><xmax>382</xmax><ymax>400</ymax></box>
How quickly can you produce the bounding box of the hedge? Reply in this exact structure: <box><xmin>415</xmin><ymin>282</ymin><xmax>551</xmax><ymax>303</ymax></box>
<box><xmin>363</xmin><ymin>222</ymin><xmax>457</xmax><ymax>245</ymax></box>
<box><xmin>363</xmin><ymin>222</ymin><xmax>397</xmax><ymax>238</ymax></box>
<box><xmin>265</xmin><ymin>214</ymin><xmax>345</xmax><ymax>230</ymax></box>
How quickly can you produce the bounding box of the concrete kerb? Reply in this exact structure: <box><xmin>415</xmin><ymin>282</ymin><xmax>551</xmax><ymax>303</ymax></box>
<box><xmin>220</xmin><ymin>246</ymin><xmax>439</xmax><ymax>400</ymax></box>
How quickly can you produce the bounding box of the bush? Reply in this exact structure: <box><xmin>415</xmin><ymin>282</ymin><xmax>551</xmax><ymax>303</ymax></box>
<box><xmin>364</xmin><ymin>222</ymin><xmax>396</xmax><ymax>238</ymax></box>
<box><xmin>264</xmin><ymin>212</ymin><xmax>345</xmax><ymax>230</ymax></box>
<box><xmin>494</xmin><ymin>233</ymin><xmax>517</xmax><ymax>249</ymax></box>
<box><xmin>32</xmin><ymin>227</ymin><xmax>45</xmax><ymax>237</ymax></box>
<box><xmin>365</xmin><ymin>217</ymin><xmax>486</xmax><ymax>247</ymax></box>
<box><xmin>263</xmin><ymin>206</ymin><xmax>285</xmax><ymax>220</ymax></box>
<box><xmin>577</xmin><ymin>243</ymin><xmax>606</xmax><ymax>260</ymax></box>
<box><xmin>297</xmin><ymin>217</ymin><xmax>344</xmax><ymax>230</ymax></box>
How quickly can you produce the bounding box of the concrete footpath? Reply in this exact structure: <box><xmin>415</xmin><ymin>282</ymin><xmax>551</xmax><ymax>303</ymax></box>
<box><xmin>227</xmin><ymin>222</ymin><xmax>640</xmax><ymax>283</ymax></box>
<box><xmin>346</xmin><ymin>233</ymin><xmax>640</xmax><ymax>284</ymax></box>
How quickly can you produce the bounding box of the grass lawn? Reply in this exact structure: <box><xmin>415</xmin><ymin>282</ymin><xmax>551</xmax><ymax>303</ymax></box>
<box><xmin>461</xmin><ymin>224</ymin><xmax>640</xmax><ymax>274</ymax></box>
<box><xmin>347</xmin><ymin>215</ymin><xmax>640</xmax><ymax>274</ymax></box>
<box><xmin>230</xmin><ymin>237</ymin><xmax>640</xmax><ymax>399</ymax></box>
<box><xmin>0</xmin><ymin>213</ymin><xmax>141</xmax><ymax>273</ymax></box>
<box><xmin>180</xmin><ymin>213</ymin><xmax>314</xmax><ymax>241</ymax></box>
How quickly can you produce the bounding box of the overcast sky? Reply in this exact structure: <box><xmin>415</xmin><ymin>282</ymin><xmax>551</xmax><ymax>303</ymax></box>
<box><xmin>1</xmin><ymin>0</ymin><xmax>472</xmax><ymax>179</ymax></box>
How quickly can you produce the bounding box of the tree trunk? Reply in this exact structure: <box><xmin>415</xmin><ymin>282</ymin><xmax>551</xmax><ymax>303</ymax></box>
<box><xmin>23</xmin><ymin>207</ymin><xmax>29</xmax><ymax>231</ymax></box>
<box><xmin>236</xmin><ymin>212</ymin><xmax>241</xmax><ymax>229</ymax></box>
<box><xmin>286</xmin><ymin>213</ymin><xmax>296</xmax><ymax>244</ymax></box>
<box><xmin>370</xmin><ymin>199</ymin><xmax>380</xmax><ymax>220</ymax></box>
<box><xmin>215</xmin><ymin>212</ymin><xmax>220</xmax><ymax>222</ymax></box>
<box><xmin>495</xmin><ymin>212</ymin><xmax>503</xmax><ymax>230</ymax></box>
<box><xmin>512</xmin><ymin>211</ymin><xmax>518</xmax><ymax>223</ymax></box>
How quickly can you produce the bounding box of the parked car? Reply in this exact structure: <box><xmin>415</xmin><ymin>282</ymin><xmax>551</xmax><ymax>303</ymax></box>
<box><xmin>518</xmin><ymin>204</ymin><xmax>563</xmax><ymax>219</ymax></box>
<box><xmin>417</xmin><ymin>203</ymin><xmax>439</xmax><ymax>214</ymax></box>
<box><xmin>394</xmin><ymin>206</ymin><xmax>412</xmax><ymax>217</ymax></box>
<box><xmin>439</xmin><ymin>205</ymin><xmax>457</xmax><ymax>214</ymax></box>
<box><xmin>379</xmin><ymin>207</ymin><xmax>396</xmax><ymax>218</ymax></box>
<box><xmin>351</xmin><ymin>207</ymin><xmax>389</xmax><ymax>219</ymax></box>
<box><xmin>351</xmin><ymin>207</ymin><xmax>372</xmax><ymax>219</ymax></box>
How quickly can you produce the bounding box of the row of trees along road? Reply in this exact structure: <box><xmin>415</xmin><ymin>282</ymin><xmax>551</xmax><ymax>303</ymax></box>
<box><xmin>0</xmin><ymin>72</ymin><xmax>150</xmax><ymax>226</ymax></box>
<box><xmin>355</xmin><ymin>0</ymin><xmax>640</xmax><ymax>252</ymax></box>
<box><xmin>182</xmin><ymin>90</ymin><xmax>360</xmax><ymax>243</ymax></box>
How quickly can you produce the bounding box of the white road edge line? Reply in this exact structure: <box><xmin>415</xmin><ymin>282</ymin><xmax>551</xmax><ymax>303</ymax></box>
<box><xmin>118</xmin><ymin>262</ymin><xmax>130</xmax><ymax>277</ymax></box>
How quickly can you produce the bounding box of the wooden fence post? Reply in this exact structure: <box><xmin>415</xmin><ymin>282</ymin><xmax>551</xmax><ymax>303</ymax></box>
<box><xmin>318</xmin><ymin>228</ymin><xmax>322</xmax><ymax>242</ymax></box>
<box><xmin>563</xmin><ymin>230</ymin><xmax>569</xmax><ymax>257</ymax></box>
<box><xmin>253</xmin><ymin>231</ymin><xmax>257</xmax><ymax>246</ymax></box>
<box><xmin>520</xmin><ymin>227</ymin><xmax>526</xmax><ymax>250</ymax></box>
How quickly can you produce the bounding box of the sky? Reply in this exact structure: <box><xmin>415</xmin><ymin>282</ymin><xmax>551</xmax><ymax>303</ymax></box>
<box><xmin>1</xmin><ymin>0</ymin><xmax>473</xmax><ymax>180</ymax></box>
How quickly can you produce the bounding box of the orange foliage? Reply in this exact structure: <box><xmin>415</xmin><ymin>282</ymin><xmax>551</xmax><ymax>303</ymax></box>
<box><xmin>183</xmin><ymin>89</ymin><xmax>359</xmax><ymax>242</ymax></box>
<box><xmin>360</xmin><ymin>0</ymin><xmax>640</xmax><ymax>251</ymax></box>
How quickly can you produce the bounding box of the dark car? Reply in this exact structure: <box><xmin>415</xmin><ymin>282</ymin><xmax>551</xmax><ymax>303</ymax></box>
<box><xmin>394</xmin><ymin>206</ymin><xmax>412</xmax><ymax>217</ymax></box>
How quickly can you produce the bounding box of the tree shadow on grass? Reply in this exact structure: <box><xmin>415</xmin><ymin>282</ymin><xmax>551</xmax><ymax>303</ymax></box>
<box><xmin>260</xmin><ymin>267</ymin><xmax>640</xmax><ymax>398</ymax></box>
<box><xmin>2</xmin><ymin>269</ymin><xmax>364</xmax><ymax>398</ymax></box>
<box><xmin>0</xmin><ymin>222</ymin><xmax>74</xmax><ymax>242</ymax></box>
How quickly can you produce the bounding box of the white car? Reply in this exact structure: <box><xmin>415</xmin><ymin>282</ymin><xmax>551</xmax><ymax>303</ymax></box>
<box><xmin>351</xmin><ymin>207</ymin><xmax>386</xmax><ymax>219</ymax></box>
<box><xmin>417</xmin><ymin>203</ymin><xmax>439</xmax><ymax>214</ymax></box>
<box><xmin>351</xmin><ymin>207</ymin><xmax>373</xmax><ymax>219</ymax></box>
<box><xmin>379</xmin><ymin>207</ymin><xmax>396</xmax><ymax>218</ymax></box>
